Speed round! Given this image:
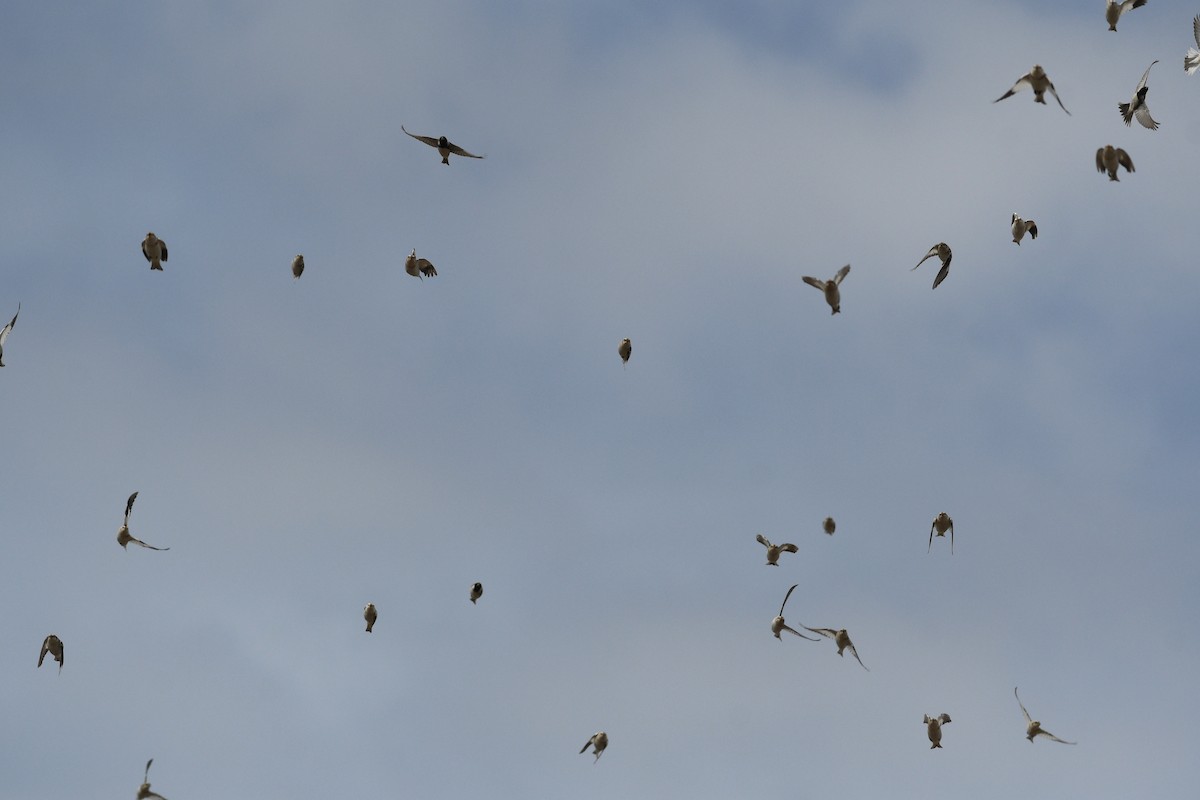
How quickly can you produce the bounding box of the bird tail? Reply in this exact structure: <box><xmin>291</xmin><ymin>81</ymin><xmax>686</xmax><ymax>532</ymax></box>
<box><xmin>931</xmin><ymin>742</ymin><xmax>941</xmax><ymax>749</ymax></box>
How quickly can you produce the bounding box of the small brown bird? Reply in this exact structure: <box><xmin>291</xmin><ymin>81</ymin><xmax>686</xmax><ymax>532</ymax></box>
<box><xmin>618</xmin><ymin>338</ymin><xmax>631</xmax><ymax>366</ymax></box>
<box><xmin>291</xmin><ymin>254</ymin><xmax>305</xmax><ymax>279</ymax></box>
<box><xmin>1096</xmin><ymin>145</ymin><xmax>1134</xmax><ymax>181</ymax></box>
<box><xmin>470</xmin><ymin>582</ymin><xmax>483</xmax><ymax>604</ymax></box>
<box><xmin>137</xmin><ymin>758</ymin><xmax>169</xmax><ymax>800</ymax></box>
<box><xmin>800</xmin><ymin>624</ymin><xmax>870</xmax><ymax>670</ymax></box>
<box><xmin>822</xmin><ymin>517</ymin><xmax>836</xmax><ymax>536</ymax></box>
<box><xmin>1015</xmin><ymin>687</ymin><xmax>1076</xmax><ymax>744</ymax></box>
<box><xmin>924</xmin><ymin>713</ymin><xmax>951</xmax><ymax>749</ymax></box>
<box><xmin>364</xmin><ymin>602</ymin><xmax>377</xmax><ymax>632</ymax></box>
<box><xmin>38</xmin><ymin>634</ymin><xmax>64</xmax><ymax>672</ymax></box>
<box><xmin>929</xmin><ymin>512</ymin><xmax>954</xmax><ymax>554</ymax></box>
<box><xmin>1011</xmin><ymin>214</ymin><xmax>1038</xmax><ymax>245</ymax></box>
<box><xmin>405</xmin><ymin>249</ymin><xmax>437</xmax><ymax>280</ymax></box>
<box><xmin>801</xmin><ymin>264</ymin><xmax>851</xmax><ymax>314</ymax></box>
<box><xmin>117</xmin><ymin>492</ymin><xmax>170</xmax><ymax>551</ymax></box>
<box><xmin>142</xmin><ymin>233</ymin><xmax>168</xmax><ymax>271</ymax></box>
<box><xmin>0</xmin><ymin>302</ymin><xmax>18</xmax><ymax>367</ymax></box>
<box><xmin>772</xmin><ymin>583</ymin><xmax>820</xmax><ymax>641</ymax></box>
<box><xmin>994</xmin><ymin>65</ymin><xmax>1071</xmax><ymax>114</ymax></box>
<box><xmin>912</xmin><ymin>243</ymin><xmax>952</xmax><ymax>289</ymax></box>
<box><xmin>1106</xmin><ymin>0</ymin><xmax>1147</xmax><ymax>31</ymax></box>
<box><xmin>402</xmin><ymin>126</ymin><xmax>484</xmax><ymax>165</ymax></box>
<box><xmin>580</xmin><ymin>731</ymin><xmax>608</xmax><ymax>762</ymax></box>
<box><xmin>1120</xmin><ymin>61</ymin><xmax>1160</xmax><ymax>129</ymax></box>
<box><xmin>755</xmin><ymin>534</ymin><xmax>798</xmax><ymax>566</ymax></box>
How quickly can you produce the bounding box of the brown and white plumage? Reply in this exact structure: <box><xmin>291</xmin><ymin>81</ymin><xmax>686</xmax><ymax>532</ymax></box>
<box><xmin>772</xmin><ymin>583</ymin><xmax>820</xmax><ymax>641</ymax></box>
<box><xmin>994</xmin><ymin>65</ymin><xmax>1071</xmax><ymax>114</ymax></box>
<box><xmin>38</xmin><ymin>634</ymin><xmax>64</xmax><ymax>672</ymax></box>
<box><xmin>470</xmin><ymin>582</ymin><xmax>483</xmax><ymax>604</ymax></box>
<box><xmin>364</xmin><ymin>602</ymin><xmax>377</xmax><ymax>632</ymax></box>
<box><xmin>1186</xmin><ymin>15</ymin><xmax>1200</xmax><ymax>74</ymax></box>
<box><xmin>141</xmin><ymin>233</ymin><xmax>168</xmax><ymax>271</ymax></box>
<box><xmin>0</xmin><ymin>302</ymin><xmax>18</xmax><ymax>367</ymax></box>
<box><xmin>1011</xmin><ymin>214</ymin><xmax>1038</xmax><ymax>245</ymax></box>
<box><xmin>117</xmin><ymin>492</ymin><xmax>170</xmax><ymax>551</ymax></box>
<box><xmin>402</xmin><ymin>125</ymin><xmax>484</xmax><ymax>165</ymax></box>
<box><xmin>929</xmin><ymin>512</ymin><xmax>954</xmax><ymax>554</ymax></box>
<box><xmin>1096</xmin><ymin>145</ymin><xmax>1135</xmax><ymax>181</ymax></box>
<box><xmin>137</xmin><ymin>758</ymin><xmax>169</xmax><ymax>800</ymax></box>
<box><xmin>291</xmin><ymin>254</ymin><xmax>304</xmax><ymax>279</ymax></box>
<box><xmin>1119</xmin><ymin>61</ymin><xmax>1160</xmax><ymax>129</ymax></box>
<box><xmin>756</xmin><ymin>534</ymin><xmax>798</xmax><ymax>566</ymax></box>
<box><xmin>1106</xmin><ymin>0</ymin><xmax>1147</xmax><ymax>32</ymax></box>
<box><xmin>912</xmin><ymin>243</ymin><xmax>952</xmax><ymax>289</ymax></box>
<box><xmin>580</xmin><ymin>731</ymin><xmax>608</xmax><ymax>762</ymax></box>
<box><xmin>1015</xmin><ymin>687</ymin><xmax>1077</xmax><ymax>744</ymax></box>
<box><xmin>405</xmin><ymin>249</ymin><xmax>437</xmax><ymax>279</ymax></box>
<box><xmin>822</xmin><ymin>517</ymin><xmax>836</xmax><ymax>536</ymax></box>
<box><xmin>801</xmin><ymin>264</ymin><xmax>851</xmax><ymax>314</ymax></box>
<box><xmin>618</xmin><ymin>338</ymin><xmax>631</xmax><ymax>366</ymax></box>
<box><xmin>800</xmin><ymin>624</ymin><xmax>869</xmax><ymax>670</ymax></box>
<box><xmin>924</xmin><ymin>713</ymin><xmax>951</xmax><ymax>749</ymax></box>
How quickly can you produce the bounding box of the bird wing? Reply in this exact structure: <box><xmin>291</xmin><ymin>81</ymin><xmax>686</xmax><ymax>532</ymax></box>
<box><xmin>401</xmin><ymin>126</ymin><xmax>441</xmax><ymax>148</ymax></box>
<box><xmin>1014</xmin><ymin>687</ymin><xmax>1033</xmax><ymax>723</ymax></box>
<box><xmin>580</xmin><ymin>736</ymin><xmax>595</xmax><ymax>754</ymax></box>
<box><xmin>994</xmin><ymin>74</ymin><xmax>1032</xmax><ymax>102</ymax></box>
<box><xmin>911</xmin><ymin>250</ymin><xmax>937</xmax><ymax>271</ymax></box>
<box><xmin>1194</xmin><ymin>14</ymin><xmax>1200</xmax><ymax>47</ymax></box>
<box><xmin>1117</xmin><ymin>149</ymin><xmax>1134</xmax><ymax>172</ymax></box>
<box><xmin>1045</xmin><ymin>81</ymin><xmax>1071</xmax><ymax>115</ymax></box>
<box><xmin>928</xmin><ymin>521</ymin><xmax>935</xmax><ymax>552</ymax></box>
<box><xmin>801</xmin><ymin>276</ymin><xmax>826</xmax><ymax>291</ymax></box>
<box><xmin>1035</xmin><ymin>729</ymin><xmax>1077</xmax><ymax>745</ymax></box>
<box><xmin>778</xmin><ymin>543</ymin><xmax>798</xmax><ymax>554</ymax></box>
<box><xmin>778</xmin><ymin>583</ymin><xmax>799</xmax><ymax>616</ymax></box>
<box><xmin>1119</xmin><ymin>100</ymin><xmax>1135</xmax><ymax>125</ymax></box>
<box><xmin>417</xmin><ymin>258</ymin><xmax>437</xmax><ymax>276</ymax></box>
<box><xmin>1121</xmin><ymin>0</ymin><xmax>1147</xmax><ymax>10</ymax></box>
<box><xmin>1134</xmin><ymin>104</ymin><xmax>1159</xmax><ymax>130</ymax></box>
<box><xmin>846</xmin><ymin>640</ymin><xmax>869</xmax><ymax>671</ymax></box>
<box><xmin>833</xmin><ymin>264</ymin><xmax>850</xmax><ymax>285</ymax></box>
<box><xmin>145</xmin><ymin>760</ymin><xmax>154</xmax><ymax>782</ymax></box>
<box><xmin>1136</xmin><ymin>60</ymin><xmax>1158</xmax><ymax>91</ymax></box>
<box><xmin>800</xmin><ymin>625</ymin><xmax>839</xmax><ymax>640</ymax></box>
<box><xmin>38</xmin><ymin>636</ymin><xmax>50</xmax><ymax>667</ymax></box>
<box><xmin>125</xmin><ymin>492</ymin><xmax>138</xmax><ymax>525</ymax></box>
<box><xmin>130</xmin><ymin>537</ymin><xmax>169</xmax><ymax>551</ymax></box>
<box><xmin>0</xmin><ymin>303</ymin><xmax>17</xmax><ymax>345</ymax></box>
<box><xmin>160</xmin><ymin>242</ymin><xmax>167</xmax><ymax>262</ymax></box>
<box><xmin>932</xmin><ymin>261</ymin><xmax>950</xmax><ymax>289</ymax></box>
<box><xmin>949</xmin><ymin>520</ymin><xmax>955</xmax><ymax>554</ymax></box>
<box><xmin>780</xmin><ymin>623</ymin><xmax>821</xmax><ymax>641</ymax></box>
<box><xmin>142</xmin><ymin>238</ymin><xmax>152</xmax><ymax>261</ymax></box>
<box><xmin>446</xmin><ymin>142</ymin><xmax>484</xmax><ymax>159</ymax></box>
<box><xmin>1095</xmin><ymin>148</ymin><xmax>1106</xmax><ymax>172</ymax></box>
<box><xmin>756</xmin><ymin>533</ymin><xmax>771</xmax><ymax>549</ymax></box>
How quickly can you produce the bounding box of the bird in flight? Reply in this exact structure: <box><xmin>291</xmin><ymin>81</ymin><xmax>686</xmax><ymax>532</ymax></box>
<box><xmin>405</xmin><ymin>250</ymin><xmax>437</xmax><ymax>280</ymax></box>
<box><xmin>292</xmin><ymin>254</ymin><xmax>305</xmax><ymax>279</ymax></box>
<box><xmin>0</xmin><ymin>303</ymin><xmax>18</xmax><ymax>367</ymax></box>
<box><xmin>470</xmin><ymin>582</ymin><xmax>483</xmax><ymax>604</ymax></box>
<box><xmin>929</xmin><ymin>512</ymin><xmax>954</xmax><ymax>554</ymax></box>
<box><xmin>823</xmin><ymin>517</ymin><xmax>836</xmax><ymax>535</ymax></box>
<box><xmin>924</xmin><ymin>713</ymin><xmax>951</xmax><ymax>749</ymax></box>
<box><xmin>756</xmin><ymin>534</ymin><xmax>798</xmax><ymax>566</ymax></box>
<box><xmin>912</xmin><ymin>243</ymin><xmax>952</xmax><ymax>289</ymax></box>
<box><xmin>1120</xmin><ymin>61</ymin><xmax>1160</xmax><ymax>129</ymax></box>
<box><xmin>364</xmin><ymin>602</ymin><xmax>377</xmax><ymax>632</ymax></box>
<box><xmin>580</xmin><ymin>731</ymin><xmax>608</xmax><ymax>762</ymax></box>
<box><xmin>137</xmin><ymin>759</ymin><xmax>169</xmax><ymax>800</ymax></box>
<box><xmin>1186</xmin><ymin>16</ymin><xmax>1200</xmax><ymax>74</ymax></box>
<box><xmin>994</xmin><ymin>65</ymin><xmax>1070</xmax><ymax>114</ymax></box>
<box><xmin>1011</xmin><ymin>214</ymin><xmax>1038</xmax><ymax>245</ymax></box>
<box><xmin>142</xmin><ymin>233</ymin><xmax>168</xmax><ymax>271</ymax></box>
<box><xmin>801</xmin><ymin>264</ymin><xmax>851</xmax><ymax>315</ymax></box>
<box><xmin>1106</xmin><ymin>0</ymin><xmax>1147</xmax><ymax>32</ymax></box>
<box><xmin>1096</xmin><ymin>145</ymin><xmax>1134</xmax><ymax>181</ymax></box>
<box><xmin>799</xmin><ymin>623</ymin><xmax>870</xmax><ymax>670</ymax></box>
<box><xmin>1014</xmin><ymin>687</ymin><xmax>1077</xmax><ymax>744</ymax></box>
<box><xmin>618</xmin><ymin>338</ymin><xmax>631</xmax><ymax>367</ymax></box>
<box><xmin>38</xmin><ymin>634</ymin><xmax>64</xmax><ymax>672</ymax></box>
<box><xmin>118</xmin><ymin>492</ymin><xmax>170</xmax><ymax>551</ymax></box>
<box><xmin>772</xmin><ymin>584</ymin><xmax>820</xmax><ymax>641</ymax></box>
<box><xmin>402</xmin><ymin>126</ymin><xmax>484</xmax><ymax>165</ymax></box>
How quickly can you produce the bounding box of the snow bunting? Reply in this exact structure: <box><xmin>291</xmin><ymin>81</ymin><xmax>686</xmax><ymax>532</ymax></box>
<box><xmin>618</xmin><ymin>338</ymin><xmax>631</xmax><ymax>366</ymax></box>
<box><xmin>1106</xmin><ymin>0</ymin><xmax>1147</xmax><ymax>31</ymax></box>
<box><xmin>1096</xmin><ymin>145</ymin><xmax>1134</xmax><ymax>181</ymax></box>
<box><xmin>137</xmin><ymin>759</ymin><xmax>168</xmax><ymax>800</ymax></box>
<box><xmin>823</xmin><ymin>517</ymin><xmax>836</xmax><ymax>535</ymax></box>
<box><xmin>141</xmin><ymin>233</ymin><xmax>168</xmax><ymax>271</ymax></box>
<box><xmin>994</xmin><ymin>65</ymin><xmax>1071</xmax><ymax>114</ymax></box>
<box><xmin>117</xmin><ymin>492</ymin><xmax>170</xmax><ymax>551</ymax></box>
<box><xmin>402</xmin><ymin>126</ymin><xmax>484</xmax><ymax>164</ymax></box>
<box><xmin>1120</xmin><ymin>61</ymin><xmax>1160</xmax><ymax>129</ymax></box>
<box><xmin>580</xmin><ymin>731</ymin><xmax>608</xmax><ymax>762</ymax></box>
<box><xmin>1014</xmin><ymin>686</ymin><xmax>1076</xmax><ymax>744</ymax></box>
<box><xmin>912</xmin><ymin>243</ymin><xmax>952</xmax><ymax>289</ymax></box>
<box><xmin>364</xmin><ymin>602</ymin><xmax>377</xmax><ymax>632</ymax></box>
<box><xmin>1011</xmin><ymin>214</ymin><xmax>1038</xmax><ymax>245</ymax></box>
<box><xmin>470</xmin><ymin>582</ymin><xmax>483</xmax><ymax>604</ymax></box>
<box><xmin>38</xmin><ymin>634</ymin><xmax>64</xmax><ymax>672</ymax></box>
<box><xmin>1186</xmin><ymin>16</ymin><xmax>1200</xmax><ymax>74</ymax></box>
<box><xmin>929</xmin><ymin>512</ymin><xmax>954</xmax><ymax>554</ymax></box>
<box><xmin>756</xmin><ymin>534</ymin><xmax>798</xmax><ymax>566</ymax></box>
<box><xmin>800</xmin><ymin>624</ymin><xmax>870</xmax><ymax>670</ymax></box>
<box><xmin>924</xmin><ymin>713</ymin><xmax>951</xmax><ymax>749</ymax></box>
<box><xmin>291</xmin><ymin>254</ymin><xmax>304</xmax><ymax>279</ymax></box>
<box><xmin>772</xmin><ymin>583</ymin><xmax>820</xmax><ymax>641</ymax></box>
<box><xmin>405</xmin><ymin>250</ymin><xmax>437</xmax><ymax>280</ymax></box>
<box><xmin>0</xmin><ymin>303</ymin><xmax>18</xmax><ymax>367</ymax></box>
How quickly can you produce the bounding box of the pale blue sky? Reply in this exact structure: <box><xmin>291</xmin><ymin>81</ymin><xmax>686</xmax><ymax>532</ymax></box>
<box><xmin>2</xmin><ymin>1</ymin><xmax>1199</xmax><ymax>797</ymax></box>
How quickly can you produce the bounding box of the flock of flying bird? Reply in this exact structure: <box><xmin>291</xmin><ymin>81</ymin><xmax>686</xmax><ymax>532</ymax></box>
<box><xmin>9</xmin><ymin>4</ymin><xmax>1199</xmax><ymax>792</ymax></box>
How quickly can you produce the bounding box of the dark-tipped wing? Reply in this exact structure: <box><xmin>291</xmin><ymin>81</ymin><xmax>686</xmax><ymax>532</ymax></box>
<box><xmin>401</xmin><ymin>126</ymin><xmax>441</xmax><ymax>148</ymax></box>
<box><xmin>800</xmin><ymin>625</ymin><xmax>839</xmax><ymax>640</ymax></box>
<box><xmin>994</xmin><ymin>74</ymin><xmax>1032</xmax><ymax>103</ymax></box>
<box><xmin>1134</xmin><ymin>104</ymin><xmax>1159</xmax><ymax>130</ymax></box>
<box><xmin>912</xmin><ymin>249</ymin><xmax>938</xmax><ymax>271</ymax></box>
<box><xmin>1136</xmin><ymin>60</ymin><xmax>1158</xmax><ymax>91</ymax></box>
<box><xmin>38</xmin><ymin>636</ymin><xmax>50</xmax><ymax>667</ymax></box>
<box><xmin>579</xmin><ymin>737</ymin><xmax>594</xmax><ymax>754</ymax></box>
<box><xmin>846</xmin><ymin>640</ymin><xmax>869</xmax><ymax>671</ymax></box>
<box><xmin>0</xmin><ymin>303</ymin><xmax>17</xmax><ymax>345</ymax></box>
<box><xmin>1014</xmin><ymin>687</ymin><xmax>1033</xmax><ymax>723</ymax></box>
<box><xmin>779</xmin><ymin>623</ymin><xmax>821</xmax><ymax>641</ymax></box>
<box><xmin>833</xmin><ymin>264</ymin><xmax>850</xmax><ymax>285</ymax></box>
<box><xmin>932</xmin><ymin>261</ymin><xmax>950</xmax><ymax>289</ymax></box>
<box><xmin>130</xmin><ymin>537</ymin><xmax>169</xmax><ymax>551</ymax></box>
<box><xmin>125</xmin><ymin>491</ymin><xmax>138</xmax><ymax>525</ymax></box>
<box><xmin>446</xmin><ymin>141</ymin><xmax>484</xmax><ymax>159</ymax></box>
<box><xmin>778</xmin><ymin>543</ymin><xmax>798</xmax><ymax>554</ymax></box>
<box><xmin>756</xmin><ymin>533</ymin><xmax>771</xmax><ymax>549</ymax></box>
<box><xmin>416</xmin><ymin>258</ymin><xmax>437</xmax><ymax>277</ymax></box>
<box><xmin>801</xmin><ymin>276</ymin><xmax>826</xmax><ymax>291</ymax></box>
<box><xmin>1046</xmin><ymin>81</ymin><xmax>1070</xmax><ymax>115</ymax></box>
<box><xmin>778</xmin><ymin>583</ymin><xmax>798</xmax><ymax>616</ymax></box>
<box><xmin>1117</xmin><ymin>148</ymin><xmax>1134</xmax><ymax>172</ymax></box>
<box><xmin>1035</xmin><ymin>729</ymin><xmax>1077</xmax><ymax>745</ymax></box>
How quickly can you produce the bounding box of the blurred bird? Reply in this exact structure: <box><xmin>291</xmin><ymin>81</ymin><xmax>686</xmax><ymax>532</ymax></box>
<box><xmin>799</xmin><ymin>624</ymin><xmax>870</xmax><ymax>670</ymax></box>
<box><xmin>1120</xmin><ymin>61</ymin><xmax>1160</xmax><ymax>129</ymax></box>
<box><xmin>756</xmin><ymin>534</ymin><xmax>798</xmax><ymax>566</ymax></box>
<box><xmin>924</xmin><ymin>713</ymin><xmax>951</xmax><ymax>749</ymax></box>
<box><xmin>470</xmin><ymin>582</ymin><xmax>483</xmax><ymax>604</ymax></box>
<box><xmin>1096</xmin><ymin>145</ymin><xmax>1135</xmax><ymax>181</ymax></box>
<box><xmin>1011</xmin><ymin>214</ymin><xmax>1038</xmax><ymax>245</ymax></box>
<box><xmin>580</xmin><ymin>731</ymin><xmax>608</xmax><ymax>762</ymax></box>
<box><xmin>801</xmin><ymin>264</ymin><xmax>851</xmax><ymax>314</ymax></box>
<box><xmin>1186</xmin><ymin>16</ymin><xmax>1200</xmax><ymax>74</ymax></box>
<box><xmin>364</xmin><ymin>603</ymin><xmax>377</xmax><ymax>632</ymax></box>
<box><xmin>1014</xmin><ymin>687</ymin><xmax>1076</xmax><ymax>744</ymax></box>
<box><xmin>912</xmin><ymin>243</ymin><xmax>952</xmax><ymax>289</ymax></box>
<box><xmin>994</xmin><ymin>65</ymin><xmax>1071</xmax><ymax>114</ymax></box>
<box><xmin>772</xmin><ymin>584</ymin><xmax>820</xmax><ymax>641</ymax></box>
<box><xmin>291</xmin><ymin>254</ymin><xmax>304</xmax><ymax>279</ymax></box>
<box><xmin>929</xmin><ymin>512</ymin><xmax>954</xmax><ymax>554</ymax></box>
<box><xmin>117</xmin><ymin>492</ymin><xmax>170</xmax><ymax>551</ymax></box>
<box><xmin>405</xmin><ymin>250</ymin><xmax>437</xmax><ymax>280</ymax></box>
<box><xmin>137</xmin><ymin>759</ymin><xmax>168</xmax><ymax>800</ymax></box>
<box><xmin>142</xmin><ymin>233</ymin><xmax>168</xmax><ymax>271</ymax></box>
<box><xmin>618</xmin><ymin>338</ymin><xmax>631</xmax><ymax>366</ymax></box>
<box><xmin>1106</xmin><ymin>0</ymin><xmax>1147</xmax><ymax>31</ymax></box>
<box><xmin>823</xmin><ymin>517</ymin><xmax>836</xmax><ymax>535</ymax></box>
<box><xmin>0</xmin><ymin>303</ymin><xmax>18</xmax><ymax>367</ymax></box>
<box><xmin>402</xmin><ymin>126</ymin><xmax>484</xmax><ymax>165</ymax></box>
<box><xmin>38</xmin><ymin>634</ymin><xmax>64</xmax><ymax>672</ymax></box>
